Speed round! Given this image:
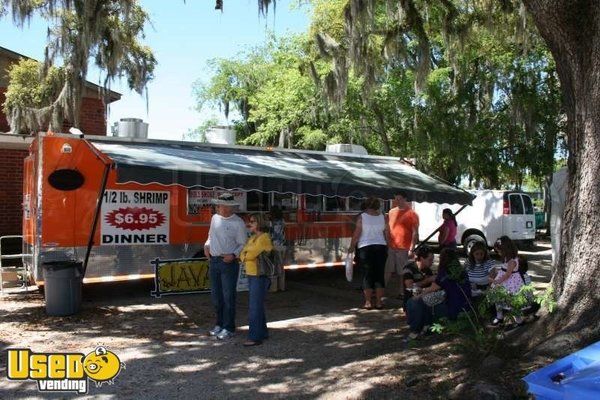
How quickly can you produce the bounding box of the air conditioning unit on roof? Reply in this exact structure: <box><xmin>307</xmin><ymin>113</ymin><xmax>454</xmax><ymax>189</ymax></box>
<box><xmin>325</xmin><ymin>143</ymin><xmax>368</xmax><ymax>155</ymax></box>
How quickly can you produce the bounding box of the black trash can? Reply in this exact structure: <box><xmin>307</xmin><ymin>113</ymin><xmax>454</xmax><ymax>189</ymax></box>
<box><xmin>42</xmin><ymin>261</ymin><xmax>83</xmax><ymax>316</ymax></box>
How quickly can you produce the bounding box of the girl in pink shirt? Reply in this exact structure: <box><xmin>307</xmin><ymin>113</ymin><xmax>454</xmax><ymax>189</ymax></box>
<box><xmin>438</xmin><ymin>208</ymin><xmax>458</xmax><ymax>250</ymax></box>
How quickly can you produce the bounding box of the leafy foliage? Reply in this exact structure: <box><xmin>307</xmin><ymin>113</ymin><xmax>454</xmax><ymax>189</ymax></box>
<box><xmin>184</xmin><ymin>117</ymin><xmax>221</xmax><ymax>142</ymax></box>
<box><xmin>1</xmin><ymin>0</ymin><xmax>156</xmax><ymax>133</ymax></box>
<box><xmin>197</xmin><ymin>0</ymin><xmax>563</xmax><ymax>188</ymax></box>
<box><xmin>431</xmin><ymin>284</ymin><xmax>557</xmax><ymax>354</ymax></box>
<box><xmin>3</xmin><ymin>59</ymin><xmax>65</xmax><ymax>134</ymax></box>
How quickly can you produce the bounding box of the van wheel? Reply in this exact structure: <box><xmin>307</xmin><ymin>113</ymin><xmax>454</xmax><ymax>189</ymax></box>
<box><xmin>464</xmin><ymin>234</ymin><xmax>486</xmax><ymax>255</ymax></box>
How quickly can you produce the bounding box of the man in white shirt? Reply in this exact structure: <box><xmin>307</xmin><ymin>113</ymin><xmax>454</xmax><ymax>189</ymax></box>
<box><xmin>204</xmin><ymin>193</ymin><xmax>248</xmax><ymax>340</ymax></box>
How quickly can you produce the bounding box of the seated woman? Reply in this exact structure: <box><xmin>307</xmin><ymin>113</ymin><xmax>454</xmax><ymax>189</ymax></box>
<box><xmin>464</xmin><ymin>241</ymin><xmax>496</xmax><ymax>295</ymax></box>
<box><xmin>405</xmin><ymin>249</ymin><xmax>472</xmax><ymax>339</ymax></box>
<box><xmin>402</xmin><ymin>245</ymin><xmax>436</xmax><ymax>312</ymax></box>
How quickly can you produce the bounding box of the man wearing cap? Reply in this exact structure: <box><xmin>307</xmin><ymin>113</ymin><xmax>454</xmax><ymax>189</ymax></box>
<box><xmin>204</xmin><ymin>193</ymin><xmax>248</xmax><ymax>340</ymax></box>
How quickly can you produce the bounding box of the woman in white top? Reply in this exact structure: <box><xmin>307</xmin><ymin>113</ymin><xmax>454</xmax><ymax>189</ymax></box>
<box><xmin>349</xmin><ymin>197</ymin><xmax>390</xmax><ymax>309</ymax></box>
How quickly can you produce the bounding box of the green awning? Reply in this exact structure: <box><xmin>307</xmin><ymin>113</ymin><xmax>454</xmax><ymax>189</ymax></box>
<box><xmin>92</xmin><ymin>139</ymin><xmax>473</xmax><ymax>205</ymax></box>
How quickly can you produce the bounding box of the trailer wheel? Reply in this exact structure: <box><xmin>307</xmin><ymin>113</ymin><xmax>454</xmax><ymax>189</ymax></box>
<box><xmin>463</xmin><ymin>234</ymin><xmax>486</xmax><ymax>255</ymax></box>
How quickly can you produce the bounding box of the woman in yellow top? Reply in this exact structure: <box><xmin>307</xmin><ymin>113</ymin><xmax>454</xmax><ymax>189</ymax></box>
<box><xmin>240</xmin><ymin>213</ymin><xmax>274</xmax><ymax>346</ymax></box>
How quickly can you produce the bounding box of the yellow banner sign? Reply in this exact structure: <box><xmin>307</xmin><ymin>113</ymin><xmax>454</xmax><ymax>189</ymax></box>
<box><xmin>151</xmin><ymin>258</ymin><xmax>210</xmax><ymax>297</ymax></box>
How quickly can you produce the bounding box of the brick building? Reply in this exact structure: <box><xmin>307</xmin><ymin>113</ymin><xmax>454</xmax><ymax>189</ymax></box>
<box><xmin>0</xmin><ymin>46</ymin><xmax>121</xmax><ymax>237</ymax></box>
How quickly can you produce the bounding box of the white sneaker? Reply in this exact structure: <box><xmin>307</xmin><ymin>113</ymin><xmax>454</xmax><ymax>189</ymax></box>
<box><xmin>208</xmin><ymin>325</ymin><xmax>222</xmax><ymax>336</ymax></box>
<box><xmin>421</xmin><ymin>325</ymin><xmax>431</xmax><ymax>335</ymax></box>
<box><xmin>408</xmin><ymin>332</ymin><xmax>420</xmax><ymax>340</ymax></box>
<box><xmin>216</xmin><ymin>329</ymin><xmax>234</xmax><ymax>340</ymax></box>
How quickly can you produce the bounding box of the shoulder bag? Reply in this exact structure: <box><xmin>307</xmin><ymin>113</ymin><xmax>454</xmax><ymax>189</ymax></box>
<box><xmin>258</xmin><ymin>250</ymin><xmax>280</xmax><ymax>277</ymax></box>
<box><xmin>422</xmin><ymin>290</ymin><xmax>446</xmax><ymax>307</ymax></box>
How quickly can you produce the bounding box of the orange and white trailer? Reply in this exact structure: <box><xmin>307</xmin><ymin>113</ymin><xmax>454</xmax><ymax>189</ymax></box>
<box><xmin>22</xmin><ymin>132</ymin><xmax>473</xmax><ymax>286</ymax></box>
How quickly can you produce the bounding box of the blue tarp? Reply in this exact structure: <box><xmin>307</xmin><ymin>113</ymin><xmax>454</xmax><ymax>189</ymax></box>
<box><xmin>523</xmin><ymin>340</ymin><xmax>600</xmax><ymax>400</ymax></box>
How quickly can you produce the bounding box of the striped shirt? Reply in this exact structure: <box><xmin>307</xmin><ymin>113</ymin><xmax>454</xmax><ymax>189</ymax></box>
<box><xmin>465</xmin><ymin>259</ymin><xmax>496</xmax><ymax>285</ymax></box>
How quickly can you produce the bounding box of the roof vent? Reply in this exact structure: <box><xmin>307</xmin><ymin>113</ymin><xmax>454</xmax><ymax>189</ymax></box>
<box><xmin>325</xmin><ymin>144</ymin><xmax>368</xmax><ymax>155</ymax></box>
<box><xmin>205</xmin><ymin>126</ymin><xmax>236</xmax><ymax>145</ymax></box>
<box><xmin>111</xmin><ymin>118</ymin><xmax>148</xmax><ymax>139</ymax></box>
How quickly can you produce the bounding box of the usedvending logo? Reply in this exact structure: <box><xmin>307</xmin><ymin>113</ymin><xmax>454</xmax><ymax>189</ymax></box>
<box><xmin>6</xmin><ymin>346</ymin><xmax>125</xmax><ymax>394</ymax></box>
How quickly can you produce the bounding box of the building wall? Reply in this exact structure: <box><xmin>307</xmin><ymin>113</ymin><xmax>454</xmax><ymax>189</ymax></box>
<box><xmin>78</xmin><ymin>97</ymin><xmax>107</xmax><ymax>135</ymax></box>
<box><xmin>0</xmin><ymin>148</ymin><xmax>27</xmax><ymax>237</ymax></box>
<box><xmin>1</xmin><ymin>88</ymin><xmax>107</xmax><ymax>135</ymax></box>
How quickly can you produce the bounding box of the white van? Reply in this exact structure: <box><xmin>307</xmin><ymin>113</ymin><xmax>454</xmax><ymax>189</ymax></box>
<box><xmin>414</xmin><ymin>190</ymin><xmax>536</xmax><ymax>252</ymax></box>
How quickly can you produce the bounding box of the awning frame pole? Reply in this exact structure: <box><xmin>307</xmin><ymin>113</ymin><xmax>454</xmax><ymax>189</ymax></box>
<box><xmin>416</xmin><ymin>204</ymin><xmax>469</xmax><ymax>250</ymax></box>
<box><xmin>82</xmin><ymin>162</ymin><xmax>111</xmax><ymax>278</ymax></box>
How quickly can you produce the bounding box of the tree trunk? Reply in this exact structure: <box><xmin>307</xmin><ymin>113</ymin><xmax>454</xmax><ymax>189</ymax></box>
<box><xmin>523</xmin><ymin>0</ymin><xmax>600</xmax><ymax>345</ymax></box>
<box><xmin>372</xmin><ymin>105</ymin><xmax>392</xmax><ymax>156</ymax></box>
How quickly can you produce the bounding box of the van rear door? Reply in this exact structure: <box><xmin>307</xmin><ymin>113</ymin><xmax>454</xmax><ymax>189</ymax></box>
<box><xmin>502</xmin><ymin>193</ymin><xmax>536</xmax><ymax>240</ymax></box>
<box><xmin>521</xmin><ymin>194</ymin><xmax>536</xmax><ymax>239</ymax></box>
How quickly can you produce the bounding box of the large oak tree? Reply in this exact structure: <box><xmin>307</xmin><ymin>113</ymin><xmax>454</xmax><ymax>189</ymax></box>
<box><xmin>521</xmin><ymin>0</ymin><xmax>600</xmax><ymax>346</ymax></box>
<box><xmin>247</xmin><ymin>0</ymin><xmax>599</xmax><ymax>347</ymax></box>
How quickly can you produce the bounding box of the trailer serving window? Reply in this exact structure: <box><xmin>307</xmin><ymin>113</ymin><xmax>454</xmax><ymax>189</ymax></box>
<box><xmin>348</xmin><ymin>197</ymin><xmax>364</xmax><ymax>211</ymax></box>
<box><xmin>273</xmin><ymin>193</ymin><xmax>297</xmax><ymax>211</ymax></box>
<box><xmin>246</xmin><ymin>191</ymin><xmax>270</xmax><ymax>212</ymax></box>
<box><xmin>305</xmin><ymin>195</ymin><xmax>323</xmax><ymax>211</ymax></box>
<box><xmin>324</xmin><ymin>197</ymin><xmax>346</xmax><ymax>212</ymax></box>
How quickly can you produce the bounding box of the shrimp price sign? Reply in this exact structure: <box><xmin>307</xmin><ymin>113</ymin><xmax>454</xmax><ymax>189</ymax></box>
<box><xmin>101</xmin><ymin>190</ymin><xmax>170</xmax><ymax>245</ymax></box>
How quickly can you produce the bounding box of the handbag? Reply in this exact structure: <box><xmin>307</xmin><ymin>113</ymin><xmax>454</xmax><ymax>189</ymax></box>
<box><xmin>257</xmin><ymin>250</ymin><xmax>279</xmax><ymax>277</ymax></box>
<box><xmin>345</xmin><ymin>252</ymin><xmax>354</xmax><ymax>282</ymax></box>
<box><xmin>422</xmin><ymin>290</ymin><xmax>446</xmax><ymax>307</ymax></box>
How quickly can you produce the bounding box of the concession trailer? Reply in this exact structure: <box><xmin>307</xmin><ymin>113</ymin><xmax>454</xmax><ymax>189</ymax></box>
<box><xmin>22</xmin><ymin>132</ymin><xmax>474</xmax><ymax>287</ymax></box>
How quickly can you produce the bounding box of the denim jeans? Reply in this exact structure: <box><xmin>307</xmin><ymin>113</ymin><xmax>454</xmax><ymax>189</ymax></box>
<box><xmin>209</xmin><ymin>257</ymin><xmax>240</xmax><ymax>332</ymax></box>
<box><xmin>247</xmin><ymin>275</ymin><xmax>270</xmax><ymax>341</ymax></box>
<box><xmin>406</xmin><ymin>297</ymin><xmax>432</xmax><ymax>333</ymax></box>
<box><xmin>407</xmin><ymin>297</ymin><xmax>450</xmax><ymax>333</ymax></box>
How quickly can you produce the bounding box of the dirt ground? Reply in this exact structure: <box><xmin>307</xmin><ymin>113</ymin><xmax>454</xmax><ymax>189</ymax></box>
<box><xmin>0</xmin><ymin>242</ymin><xmax>554</xmax><ymax>399</ymax></box>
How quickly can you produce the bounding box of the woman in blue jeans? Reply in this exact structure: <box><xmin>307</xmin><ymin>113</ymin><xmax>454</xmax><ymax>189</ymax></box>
<box><xmin>406</xmin><ymin>249</ymin><xmax>471</xmax><ymax>339</ymax></box>
<box><xmin>240</xmin><ymin>213</ymin><xmax>274</xmax><ymax>346</ymax></box>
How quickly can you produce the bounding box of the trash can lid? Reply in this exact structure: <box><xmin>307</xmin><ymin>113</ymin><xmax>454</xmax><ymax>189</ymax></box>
<box><xmin>42</xmin><ymin>261</ymin><xmax>83</xmax><ymax>271</ymax></box>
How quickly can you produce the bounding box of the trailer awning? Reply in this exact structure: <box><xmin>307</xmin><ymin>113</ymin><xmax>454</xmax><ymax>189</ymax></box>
<box><xmin>92</xmin><ymin>140</ymin><xmax>474</xmax><ymax>205</ymax></box>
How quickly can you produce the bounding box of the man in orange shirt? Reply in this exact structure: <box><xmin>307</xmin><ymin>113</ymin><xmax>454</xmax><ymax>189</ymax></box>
<box><xmin>386</xmin><ymin>192</ymin><xmax>420</xmax><ymax>297</ymax></box>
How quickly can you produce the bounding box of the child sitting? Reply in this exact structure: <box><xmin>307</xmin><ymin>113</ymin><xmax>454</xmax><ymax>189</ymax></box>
<box><xmin>464</xmin><ymin>241</ymin><xmax>496</xmax><ymax>295</ymax></box>
<box><xmin>490</xmin><ymin>236</ymin><xmax>525</xmax><ymax>326</ymax></box>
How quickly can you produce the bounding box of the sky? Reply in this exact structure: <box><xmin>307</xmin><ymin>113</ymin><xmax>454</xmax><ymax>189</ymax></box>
<box><xmin>0</xmin><ymin>0</ymin><xmax>310</xmax><ymax>140</ymax></box>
